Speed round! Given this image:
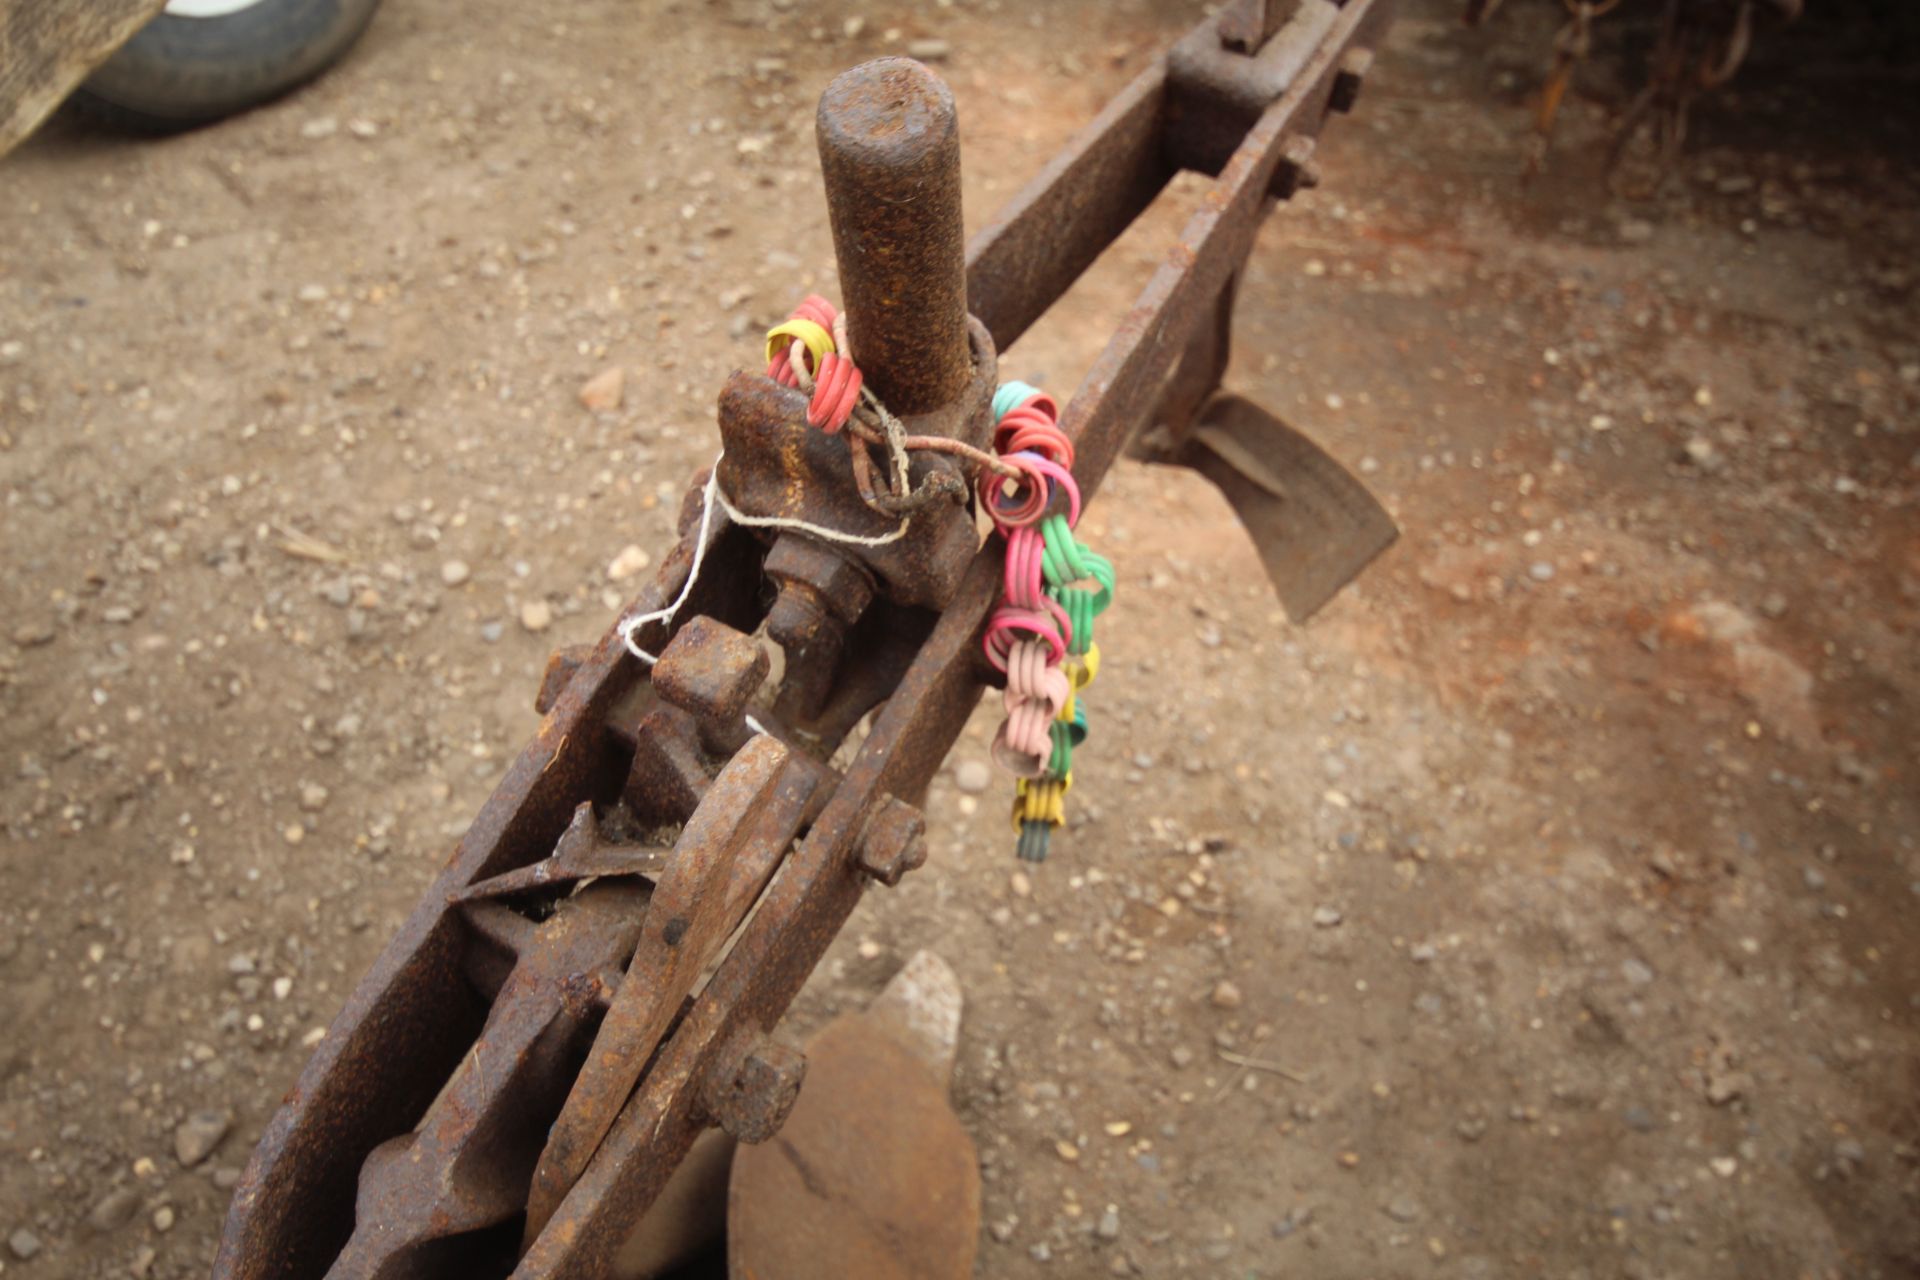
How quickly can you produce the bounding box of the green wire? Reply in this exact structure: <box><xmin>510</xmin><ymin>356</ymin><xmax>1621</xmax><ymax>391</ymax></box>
<box><xmin>1016</xmin><ymin>820</ymin><xmax>1053</xmax><ymax>863</ymax></box>
<box><xmin>1045</xmin><ymin>704</ymin><xmax>1088</xmax><ymax>778</ymax></box>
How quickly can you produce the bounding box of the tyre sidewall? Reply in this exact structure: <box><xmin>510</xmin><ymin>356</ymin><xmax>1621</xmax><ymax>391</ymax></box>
<box><xmin>82</xmin><ymin>0</ymin><xmax>382</xmax><ymax>125</ymax></box>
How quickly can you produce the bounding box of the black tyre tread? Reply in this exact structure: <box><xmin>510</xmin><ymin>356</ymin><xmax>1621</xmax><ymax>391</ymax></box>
<box><xmin>78</xmin><ymin>0</ymin><xmax>381</xmax><ymax>130</ymax></box>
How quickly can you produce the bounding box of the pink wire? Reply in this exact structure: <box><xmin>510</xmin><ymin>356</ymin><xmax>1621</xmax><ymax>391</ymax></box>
<box><xmin>994</xmin><ymin>404</ymin><xmax>1074</xmax><ymax>470</ymax></box>
<box><xmin>992</xmin><ymin>640</ymin><xmax>1069</xmax><ymax>776</ymax></box>
<box><xmin>808</xmin><ymin>352</ymin><xmax>862</xmax><ymax>433</ymax></box>
<box><xmin>981</xmin><ymin>451</ymin><xmax>1082</xmax><ymax>533</ymax></box>
<box><xmin>985</xmin><ymin>384</ymin><xmax>1082</xmax><ymax>781</ymax></box>
<box><xmin>983</xmin><ymin>602</ymin><xmax>1069</xmax><ymax>672</ymax></box>
<box><xmin>1002</xmin><ymin>526</ymin><xmax>1047</xmax><ymax>610</ymax></box>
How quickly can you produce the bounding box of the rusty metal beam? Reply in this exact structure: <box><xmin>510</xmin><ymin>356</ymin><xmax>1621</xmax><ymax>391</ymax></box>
<box><xmin>964</xmin><ymin>61</ymin><xmax>1174</xmax><ymax>353</ymax></box>
<box><xmin>1060</xmin><ymin>0</ymin><xmax>1395</xmax><ymax>497</ymax></box>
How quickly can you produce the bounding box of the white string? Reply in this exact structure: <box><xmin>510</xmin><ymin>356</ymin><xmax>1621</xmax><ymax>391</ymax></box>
<box><xmin>617</xmin><ymin>455</ymin><xmax>726</xmax><ymax>667</ymax></box>
<box><xmin>615</xmin><ymin>444</ymin><xmax>908</xmax><ymax>737</ymax></box>
<box><xmin>713</xmin><ymin>484</ymin><xmax>910</xmax><ymax>547</ymax></box>
<box><xmin>788</xmin><ymin>335</ymin><xmax>914</xmax><ymax>504</ymax></box>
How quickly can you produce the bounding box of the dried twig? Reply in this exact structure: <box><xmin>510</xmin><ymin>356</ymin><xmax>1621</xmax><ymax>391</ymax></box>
<box><xmin>1215</xmin><ymin>1047</ymin><xmax>1307</xmax><ymax>1084</ymax></box>
<box><xmin>274</xmin><ymin>524</ymin><xmax>348</xmax><ymax>565</ymax></box>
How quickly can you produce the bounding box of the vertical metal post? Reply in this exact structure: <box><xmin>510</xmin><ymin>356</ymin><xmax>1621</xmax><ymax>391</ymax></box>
<box><xmin>816</xmin><ymin>57</ymin><xmax>971</xmax><ymax>419</ymax></box>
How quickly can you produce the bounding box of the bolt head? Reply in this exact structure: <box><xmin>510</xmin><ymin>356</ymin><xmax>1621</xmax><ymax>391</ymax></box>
<box><xmin>856</xmin><ymin>797</ymin><xmax>928</xmax><ymax>886</ymax></box>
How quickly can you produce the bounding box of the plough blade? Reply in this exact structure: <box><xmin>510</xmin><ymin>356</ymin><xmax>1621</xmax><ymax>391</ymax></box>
<box><xmin>1169</xmin><ymin>392</ymin><xmax>1397</xmax><ymax>621</ymax></box>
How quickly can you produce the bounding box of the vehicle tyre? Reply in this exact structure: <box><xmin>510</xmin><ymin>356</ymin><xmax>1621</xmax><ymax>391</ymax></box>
<box><xmin>76</xmin><ymin>0</ymin><xmax>382</xmax><ymax>131</ymax></box>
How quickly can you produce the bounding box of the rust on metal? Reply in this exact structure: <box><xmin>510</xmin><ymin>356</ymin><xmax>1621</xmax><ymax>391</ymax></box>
<box><xmin>1218</xmin><ymin>0</ymin><xmax>1303</xmax><ymax>55</ymax></box>
<box><xmin>714</xmin><ymin>369</ymin><xmax>985</xmax><ymax>611</ymax></box>
<box><xmin>855</xmin><ymin>794</ymin><xmax>929</xmax><ymax>888</ymax></box>
<box><xmin>817</xmin><ymin>57</ymin><xmax>971</xmax><ymax>420</ymax></box>
<box><xmin>523</xmin><ymin>735</ymin><xmax>798</xmax><ymax>1245</ymax></box>
<box><xmin>326</xmin><ymin>882</ymin><xmax>651</xmax><ymax>1279</ymax></box>
<box><xmin>1329</xmin><ymin>46</ymin><xmax>1373</xmax><ymax>114</ymax></box>
<box><xmin>534</xmin><ymin>644</ymin><xmax>594</xmax><ymax>716</ymax></box>
<box><xmin>215</xmin><ymin>4</ymin><xmax>1400</xmax><ymax>1276</ymax></box>
<box><xmin>702</xmin><ymin>1031</ymin><xmax>808</xmax><ymax>1146</ymax></box>
<box><xmin>652</xmin><ymin>615</ymin><xmax>771</xmax><ymax>728</ymax></box>
<box><xmin>451</xmin><ymin>802</ymin><xmax>668</xmax><ymax>904</ymax></box>
<box><xmin>764</xmin><ymin>535</ymin><xmax>877</xmax><ymax>724</ymax></box>
<box><xmin>725</xmin><ymin>1014</ymin><xmax>981</xmax><ymax>1280</ymax></box>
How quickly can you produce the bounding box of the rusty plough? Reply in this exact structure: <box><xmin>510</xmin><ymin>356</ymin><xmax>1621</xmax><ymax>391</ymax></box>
<box><xmin>214</xmin><ymin>2</ymin><xmax>1399</xmax><ymax>1275</ymax></box>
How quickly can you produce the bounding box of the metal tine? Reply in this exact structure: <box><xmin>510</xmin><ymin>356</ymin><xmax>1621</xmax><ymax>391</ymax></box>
<box><xmin>450</xmin><ymin>802</ymin><xmax>672</xmax><ymax>905</ymax></box>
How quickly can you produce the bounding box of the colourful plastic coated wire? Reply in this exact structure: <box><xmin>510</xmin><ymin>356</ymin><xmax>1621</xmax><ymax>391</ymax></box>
<box><xmin>982</xmin><ymin>379</ymin><xmax>1115</xmax><ymax>862</ymax></box>
<box><xmin>765</xmin><ymin>295</ymin><xmax>838</xmax><ymax>385</ymax></box>
<box><xmin>983</xmin><ymin>602</ymin><xmax>1069</xmax><ymax>671</ymax></box>
<box><xmin>766</xmin><ymin>297</ymin><xmax>862</xmax><ymax>434</ymax></box>
<box><xmin>992</xmin><ymin>381</ymin><xmax>1058</xmax><ymax>423</ymax></box>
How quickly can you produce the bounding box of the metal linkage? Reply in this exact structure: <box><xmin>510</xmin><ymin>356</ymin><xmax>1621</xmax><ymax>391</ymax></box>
<box><xmin>215</xmin><ymin>3</ymin><xmax>1398</xmax><ymax>1277</ymax></box>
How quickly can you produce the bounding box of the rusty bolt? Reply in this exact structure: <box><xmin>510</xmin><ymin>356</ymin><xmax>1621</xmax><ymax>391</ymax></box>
<box><xmin>1329</xmin><ymin>47</ymin><xmax>1373</xmax><ymax>115</ymax></box>
<box><xmin>652</xmin><ymin>616</ymin><xmax>771</xmax><ymax>726</ymax></box>
<box><xmin>534</xmin><ymin>644</ymin><xmax>593</xmax><ymax>716</ymax></box>
<box><xmin>764</xmin><ymin>535</ymin><xmax>877</xmax><ymax>722</ymax></box>
<box><xmin>855</xmin><ymin>795</ymin><xmax>928</xmax><ymax>887</ymax></box>
<box><xmin>1271</xmin><ymin>133</ymin><xmax>1322</xmax><ymax>200</ymax></box>
<box><xmin>703</xmin><ymin>1032</ymin><xmax>807</xmax><ymax>1145</ymax></box>
<box><xmin>1219</xmin><ymin>0</ymin><xmax>1302</xmax><ymax>55</ymax></box>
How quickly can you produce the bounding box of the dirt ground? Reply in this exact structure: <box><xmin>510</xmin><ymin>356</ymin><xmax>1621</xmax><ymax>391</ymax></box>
<box><xmin>2</xmin><ymin>1</ymin><xmax>1917</xmax><ymax>1277</ymax></box>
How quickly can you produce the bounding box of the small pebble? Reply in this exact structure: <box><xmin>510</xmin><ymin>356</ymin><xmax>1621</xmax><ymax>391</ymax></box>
<box><xmin>607</xmin><ymin>544</ymin><xmax>652</xmax><ymax>582</ymax></box>
<box><xmin>1385</xmin><ymin>1193</ymin><xmax>1422</xmax><ymax>1223</ymax></box>
<box><xmin>954</xmin><ymin>759</ymin><xmax>991</xmax><ymax>794</ymax></box>
<box><xmin>520</xmin><ymin>600</ymin><xmax>553</xmax><ymax>633</ymax></box>
<box><xmin>1209</xmin><ymin>979</ymin><xmax>1243</xmax><ymax>1010</ymax></box>
<box><xmin>9</xmin><ymin>1228</ymin><xmax>42</xmax><ymax>1260</ymax></box>
<box><xmin>578</xmin><ymin>365</ymin><xmax>626</xmax><ymax>411</ymax></box>
<box><xmin>174</xmin><ymin>1110</ymin><xmax>233</xmax><ymax>1168</ymax></box>
<box><xmin>908</xmin><ymin>37</ymin><xmax>952</xmax><ymax>61</ymax></box>
<box><xmin>440</xmin><ymin>559</ymin><xmax>472</xmax><ymax>587</ymax></box>
<box><xmin>1680</xmin><ymin>437</ymin><xmax>1720</xmax><ymax>470</ymax></box>
<box><xmin>1312</xmin><ymin>905</ymin><xmax>1343</xmax><ymax>928</ymax></box>
<box><xmin>89</xmin><ymin>1187</ymin><xmax>142</xmax><ymax>1233</ymax></box>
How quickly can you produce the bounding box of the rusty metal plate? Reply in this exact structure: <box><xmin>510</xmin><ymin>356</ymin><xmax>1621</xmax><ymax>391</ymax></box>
<box><xmin>726</xmin><ymin>1014</ymin><xmax>979</xmax><ymax>1280</ymax></box>
<box><xmin>1171</xmin><ymin>391</ymin><xmax>1398</xmax><ymax>621</ymax></box>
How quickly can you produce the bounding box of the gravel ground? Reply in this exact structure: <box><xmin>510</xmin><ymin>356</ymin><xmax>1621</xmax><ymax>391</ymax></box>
<box><xmin>1</xmin><ymin>1</ymin><xmax>1916</xmax><ymax>1277</ymax></box>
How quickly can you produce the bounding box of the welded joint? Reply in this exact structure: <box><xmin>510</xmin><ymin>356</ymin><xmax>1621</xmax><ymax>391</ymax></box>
<box><xmin>703</xmin><ymin>1028</ymin><xmax>807</xmax><ymax>1145</ymax></box>
<box><xmin>855</xmin><ymin>794</ymin><xmax>928</xmax><ymax>887</ymax></box>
